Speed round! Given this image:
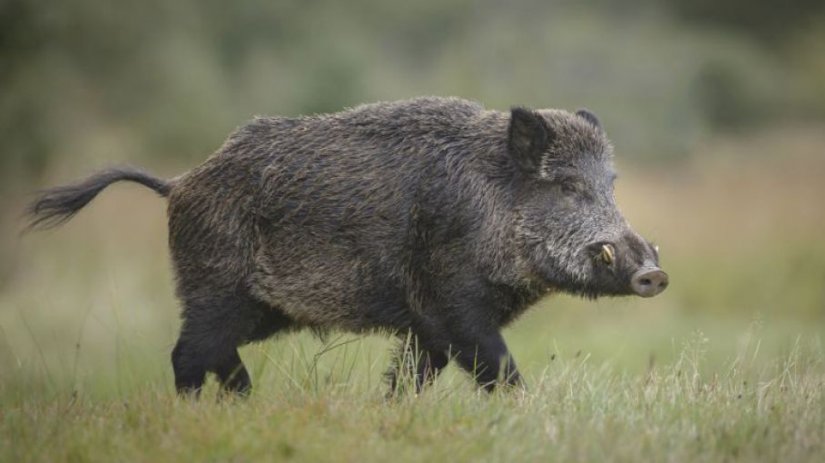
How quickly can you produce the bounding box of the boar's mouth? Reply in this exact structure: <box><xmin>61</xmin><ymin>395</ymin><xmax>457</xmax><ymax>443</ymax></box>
<box><xmin>581</xmin><ymin>241</ymin><xmax>669</xmax><ymax>298</ymax></box>
<box><xmin>528</xmin><ymin>236</ymin><xmax>669</xmax><ymax>299</ymax></box>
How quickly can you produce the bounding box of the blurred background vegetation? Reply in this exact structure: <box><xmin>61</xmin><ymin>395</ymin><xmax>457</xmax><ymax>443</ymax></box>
<box><xmin>1</xmin><ymin>0</ymin><xmax>824</xmax><ymax>395</ymax></box>
<box><xmin>4</xmin><ymin>0</ymin><xmax>825</xmax><ymax>177</ymax></box>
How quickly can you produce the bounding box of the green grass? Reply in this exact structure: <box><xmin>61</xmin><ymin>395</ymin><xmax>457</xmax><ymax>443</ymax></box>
<box><xmin>2</xmin><ymin>327</ymin><xmax>823</xmax><ymax>462</ymax></box>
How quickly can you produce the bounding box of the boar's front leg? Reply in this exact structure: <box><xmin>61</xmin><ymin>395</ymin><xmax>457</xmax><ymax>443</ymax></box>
<box><xmin>435</xmin><ymin>283</ymin><xmax>525</xmax><ymax>391</ymax></box>
<box><xmin>450</xmin><ymin>329</ymin><xmax>523</xmax><ymax>391</ymax></box>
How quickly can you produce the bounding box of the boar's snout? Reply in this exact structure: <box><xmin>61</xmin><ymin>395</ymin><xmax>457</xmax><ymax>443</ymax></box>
<box><xmin>630</xmin><ymin>267</ymin><xmax>668</xmax><ymax>297</ymax></box>
<box><xmin>585</xmin><ymin>232</ymin><xmax>669</xmax><ymax>298</ymax></box>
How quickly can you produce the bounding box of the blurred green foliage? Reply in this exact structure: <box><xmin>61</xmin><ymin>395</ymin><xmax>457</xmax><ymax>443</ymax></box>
<box><xmin>2</xmin><ymin>0</ymin><xmax>825</xmax><ymax>188</ymax></box>
<box><xmin>669</xmin><ymin>0</ymin><xmax>825</xmax><ymax>43</ymax></box>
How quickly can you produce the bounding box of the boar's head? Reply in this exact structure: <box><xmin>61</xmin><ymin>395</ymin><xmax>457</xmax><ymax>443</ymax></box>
<box><xmin>508</xmin><ymin>107</ymin><xmax>668</xmax><ymax>299</ymax></box>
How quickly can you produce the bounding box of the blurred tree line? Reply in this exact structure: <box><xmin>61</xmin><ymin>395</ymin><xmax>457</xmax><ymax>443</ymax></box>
<box><xmin>2</xmin><ymin>0</ymin><xmax>825</xmax><ymax>187</ymax></box>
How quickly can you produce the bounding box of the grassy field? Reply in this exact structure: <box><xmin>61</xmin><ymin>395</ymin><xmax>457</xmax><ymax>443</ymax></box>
<box><xmin>1</xmin><ymin>129</ymin><xmax>824</xmax><ymax>462</ymax></box>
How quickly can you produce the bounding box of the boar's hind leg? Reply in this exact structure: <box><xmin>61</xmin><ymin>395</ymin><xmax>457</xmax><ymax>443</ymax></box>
<box><xmin>172</xmin><ymin>328</ymin><xmax>251</xmax><ymax>397</ymax></box>
<box><xmin>171</xmin><ymin>334</ymin><xmax>210</xmax><ymax>397</ymax></box>
<box><xmin>172</xmin><ymin>293</ymin><xmax>286</xmax><ymax>397</ymax></box>
<box><xmin>387</xmin><ymin>334</ymin><xmax>449</xmax><ymax>395</ymax></box>
<box><xmin>451</xmin><ymin>330</ymin><xmax>523</xmax><ymax>392</ymax></box>
<box><xmin>214</xmin><ymin>349</ymin><xmax>251</xmax><ymax>396</ymax></box>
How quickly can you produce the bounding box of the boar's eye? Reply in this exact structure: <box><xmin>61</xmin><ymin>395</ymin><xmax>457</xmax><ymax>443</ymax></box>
<box><xmin>555</xmin><ymin>178</ymin><xmax>596</xmax><ymax>202</ymax></box>
<box><xmin>560</xmin><ymin>183</ymin><xmax>578</xmax><ymax>194</ymax></box>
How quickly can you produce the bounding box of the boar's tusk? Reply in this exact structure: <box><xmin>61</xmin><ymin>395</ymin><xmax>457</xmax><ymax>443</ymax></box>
<box><xmin>600</xmin><ymin>244</ymin><xmax>615</xmax><ymax>265</ymax></box>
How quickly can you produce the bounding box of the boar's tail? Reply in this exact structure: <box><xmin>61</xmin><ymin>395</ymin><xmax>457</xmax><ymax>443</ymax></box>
<box><xmin>24</xmin><ymin>166</ymin><xmax>172</xmax><ymax>231</ymax></box>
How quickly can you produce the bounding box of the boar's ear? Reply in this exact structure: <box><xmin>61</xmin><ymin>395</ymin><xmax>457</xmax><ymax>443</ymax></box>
<box><xmin>575</xmin><ymin>109</ymin><xmax>602</xmax><ymax>131</ymax></box>
<box><xmin>508</xmin><ymin>107</ymin><xmax>552</xmax><ymax>174</ymax></box>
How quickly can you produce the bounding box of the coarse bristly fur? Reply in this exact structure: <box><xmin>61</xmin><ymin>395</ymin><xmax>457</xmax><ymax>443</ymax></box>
<box><xmin>25</xmin><ymin>96</ymin><xmax>667</xmax><ymax>396</ymax></box>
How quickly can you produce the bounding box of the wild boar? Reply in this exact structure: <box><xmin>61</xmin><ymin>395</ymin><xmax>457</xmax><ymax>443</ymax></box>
<box><xmin>27</xmin><ymin>97</ymin><xmax>668</xmax><ymax>396</ymax></box>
